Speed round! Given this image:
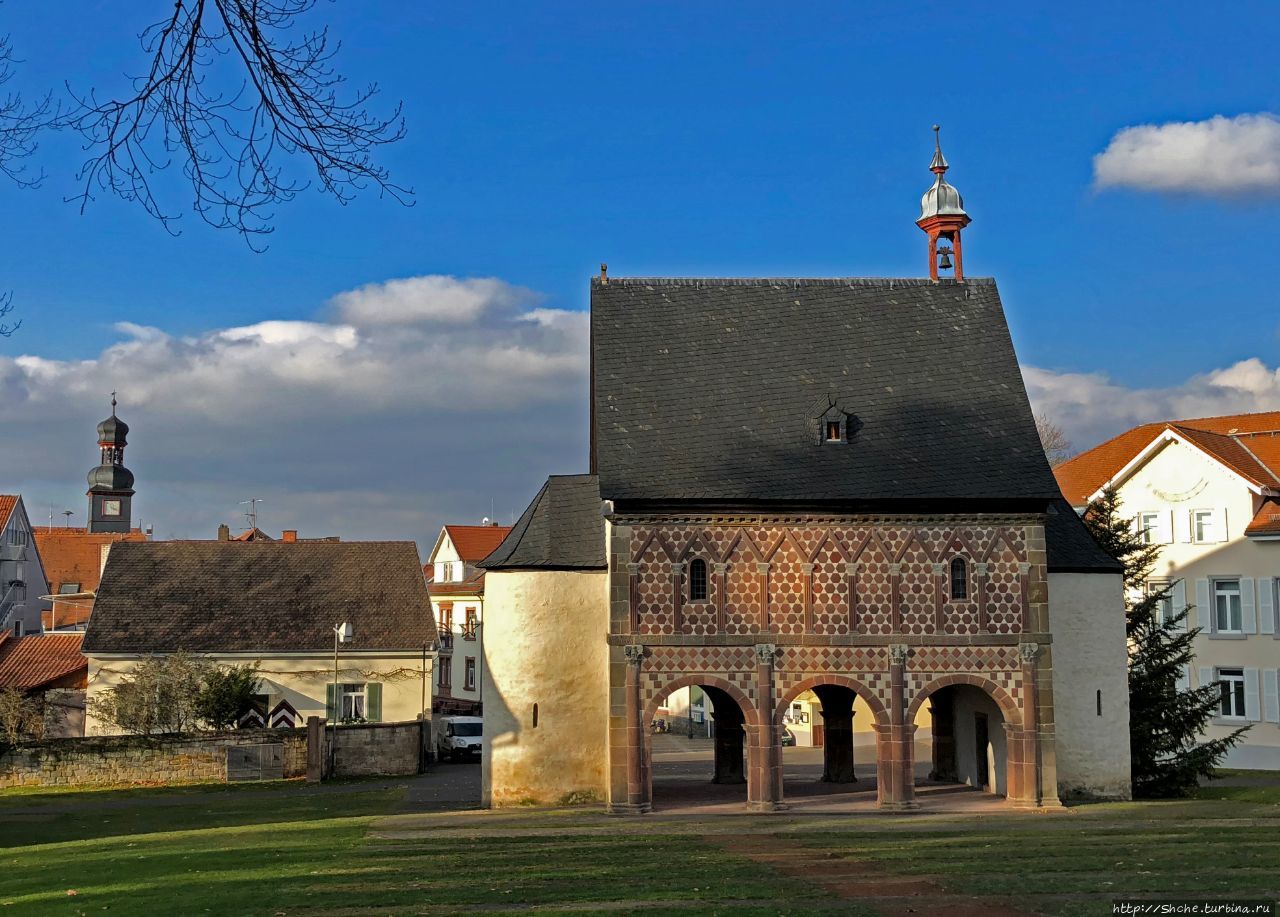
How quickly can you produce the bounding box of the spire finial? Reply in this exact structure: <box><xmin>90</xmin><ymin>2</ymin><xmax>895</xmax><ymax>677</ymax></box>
<box><xmin>930</xmin><ymin>124</ymin><xmax>948</xmax><ymax>174</ymax></box>
<box><xmin>110</xmin><ymin>391</ymin><xmax>117</xmax><ymax>416</ymax></box>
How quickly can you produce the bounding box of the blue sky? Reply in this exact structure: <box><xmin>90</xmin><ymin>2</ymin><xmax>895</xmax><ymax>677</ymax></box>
<box><xmin>3</xmin><ymin>2</ymin><xmax>1279</xmax><ymax>543</ymax></box>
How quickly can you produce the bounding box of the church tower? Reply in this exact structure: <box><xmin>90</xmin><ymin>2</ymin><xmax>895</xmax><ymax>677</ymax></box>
<box><xmin>916</xmin><ymin>125</ymin><xmax>971</xmax><ymax>281</ymax></box>
<box><xmin>86</xmin><ymin>395</ymin><xmax>135</xmax><ymax>534</ymax></box>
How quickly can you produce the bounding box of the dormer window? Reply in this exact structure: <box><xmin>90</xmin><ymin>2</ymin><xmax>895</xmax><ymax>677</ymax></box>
<box><xmin>688</xmin><ymin>558</ymin><xmax>708</xmax><ymax>602</ymax></box>
<box><xmin>824</xmin><ymin>421</ymin><xmax>842</xmax><ymax>442</ymax></box>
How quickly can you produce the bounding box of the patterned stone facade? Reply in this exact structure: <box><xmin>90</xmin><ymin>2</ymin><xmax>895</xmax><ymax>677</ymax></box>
<box><xmin>606</xmin><ymin>515</ymin><xmax>1058</xmax><ymax>813</ymax></box>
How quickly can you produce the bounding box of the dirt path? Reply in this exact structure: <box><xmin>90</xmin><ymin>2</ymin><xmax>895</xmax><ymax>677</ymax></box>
<box><xmin>705</xmin><ymin>832</ymin><xmax>1032</xmax><ymax>917</ymax></box>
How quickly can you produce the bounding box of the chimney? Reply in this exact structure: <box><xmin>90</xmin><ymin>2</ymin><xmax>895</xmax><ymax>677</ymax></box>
<box><xmin>282</xmin><ymin>529</ymin><xmax>297</xmax><ymax>543</ymax></box>
<box><xmin>217</xmin><ymin>523</ymin><xmax>230</xmax><ymax>541</ymax></box>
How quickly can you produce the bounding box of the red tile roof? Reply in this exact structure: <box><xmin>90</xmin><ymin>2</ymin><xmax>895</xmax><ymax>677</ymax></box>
<box><xmin>33</xmin><ymin>529</ymin><xmax>151</xmax><ymax>628</ymax></box>
<box><xmin>1245</xmin><ymin>498</ymin><xmax>1280</xmax><ymax>537</ymax></box>
<box><xmin>0</xmin><ymin>495</ymin><xmax>18</xmax><ymax>530</ymax></box>
<box><xmin>0</xmin><ymin>633</ymin><xmax>87</xmax><ymax>692</ymax></box>
<box><xmin>444</xmin><ymin>525</ymin><xmax>514</xmax><ymax>564</ymax></box>
<box><xmin>1054</xmin><ymin>411</ymin><xmax>1280</xmax><ymax>507</ymax></box>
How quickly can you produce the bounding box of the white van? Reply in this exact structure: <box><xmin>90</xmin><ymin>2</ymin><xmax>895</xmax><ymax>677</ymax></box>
<box><xmin>437</xmin><ymin>716</ymin><xmax>483</xmax><ymax>761</ymax></box>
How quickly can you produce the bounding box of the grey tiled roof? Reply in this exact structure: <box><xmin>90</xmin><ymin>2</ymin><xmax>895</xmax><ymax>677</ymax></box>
<box><xmin>591</xmin><ymin>278</ymin><xmax>1060</xmax><ymax>504</ymax></box>
<box><xmin>478</xmin><ymin>475</ymin><xmax>606</xmax><ymax>571</ymax></box>
<box><xmin>1044</xmin><ymin>498</ymin><xmax>1122</xmax><ymax>574</ymax></box>
<box><xmin>83</xmin><ymin>542</ymin><xmax>438</xmax><ymax>654</ymax></box>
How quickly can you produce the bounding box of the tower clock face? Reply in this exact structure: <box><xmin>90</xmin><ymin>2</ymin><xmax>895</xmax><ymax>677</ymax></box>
<box><xmin>102</xmin><ymin>499</ymin><xmax>121</xmax><ymax>517</ymax></box>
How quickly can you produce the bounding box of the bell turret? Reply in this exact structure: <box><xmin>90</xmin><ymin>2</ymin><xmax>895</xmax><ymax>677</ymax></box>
<box><xmin>86</xmin><ymin>393</ymin><xmax>136</xmax><ymax>533</ymax></box>
<box><xmin>916</xmin><ymin>126</ymin><xmax>972</xmax><ymax>281</ymax></box>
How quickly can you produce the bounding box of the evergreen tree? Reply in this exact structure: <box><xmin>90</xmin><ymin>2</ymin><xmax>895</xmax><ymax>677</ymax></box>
<box><xmin>1083</xmin><ymin>487</ymin><xmax>1247</xmax><ymax>797</ymax></box>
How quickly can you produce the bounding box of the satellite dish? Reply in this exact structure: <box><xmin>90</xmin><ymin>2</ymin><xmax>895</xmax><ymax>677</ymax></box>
<box><xmin>481</xmin><ymin>516</ymin><xmax>491</xmax><ymax>526</ymax></box>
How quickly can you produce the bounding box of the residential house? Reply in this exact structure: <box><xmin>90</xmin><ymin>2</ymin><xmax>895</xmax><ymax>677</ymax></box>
<box><xmin>0</xmin><ymin>631</ymin><xmax>88</xmax><ymax>737</ymax></box>
<box><xmin>1055</xmin><ymin>410</ymin><xmax>1280</xmax><ymax>769</ymax></box>
<box><xmin>82</xmin><ymin>541</ymin><xmax>438</xmax><ymax>734</ymax></box>
<box><xmin>426</xmin><ymin>523</ymin><xmax>512</xmax><ymax>715</ymax></box>
<box><xmin>0</xmin><ymin>496</ymin><xmax>50</xmax><ymax>638</ymax></box>
<box><xmin>476</xmin><ymin>135</ymin><xmax>1130</xmax><ymax>811</ymax></box>
<box><xmin>35</xmin><ymin>528</ymin><xmax>149</xmax><ymax>631</ymax></box>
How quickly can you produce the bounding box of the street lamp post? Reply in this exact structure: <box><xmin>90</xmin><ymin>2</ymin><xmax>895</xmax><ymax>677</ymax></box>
<box><xmin>330</xmin><ymin>621</ymin><xmax>353</xmax><ymax>777</ymax></box>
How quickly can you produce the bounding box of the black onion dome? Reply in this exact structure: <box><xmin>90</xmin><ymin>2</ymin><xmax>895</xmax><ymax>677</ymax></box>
<box><xmin>88</xmin><ymin>463</ymin><xmax>135</xmax><ymax>491</ymax></box>
<box><xmin>97</xmin><ymin>413</ymin><xmax>129</xmax><ymax>446</ymax></box>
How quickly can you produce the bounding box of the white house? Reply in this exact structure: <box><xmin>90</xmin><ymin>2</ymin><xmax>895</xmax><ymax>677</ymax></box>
<box><xmin>426</xmin><ymin>523</ymin><xmax>511</xmax><ymax>716</ymax></box>
<box><xmin>0</xmin><ymin>496</ymin><xmax>50</xmax><ymax>638</ymax></box>
<box><xmin>1056</xmin><ymin>410</ymin><xmax>1280</xmax><ymax>769</ymax></box>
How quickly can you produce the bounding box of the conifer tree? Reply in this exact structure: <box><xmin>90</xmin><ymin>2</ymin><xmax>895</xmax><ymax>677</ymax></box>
<box><xmin>1083</xmin><ymin>487</ymin><xmax>1247</xmax><ymax>797</ymax></box>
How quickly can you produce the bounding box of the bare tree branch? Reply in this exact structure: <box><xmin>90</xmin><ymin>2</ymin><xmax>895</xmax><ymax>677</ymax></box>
<box><xmin>1036</xmin><ymin>412</ymin><xmax>1073</xmax><ymax>467</ymax></box>
<box><xmin>0</xmin><ymin>290</ymin><xmax>20</xmax><ymax>337</ymax></box>
<box><xmin>0</xmin><ymin>34</ymin><xmax>53</xmax><ymax>190</ymax></box>
<box><xmin>64</xmin><ymin>0</ymin><xmax>412</xmax><ymax>246</ymax></box>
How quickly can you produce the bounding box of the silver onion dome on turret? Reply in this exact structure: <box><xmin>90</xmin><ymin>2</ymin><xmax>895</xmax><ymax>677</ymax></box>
<box><xmin>919</xmin><ymin>125</ymin><xmax>968</xmax><ymax>221</ymax></box>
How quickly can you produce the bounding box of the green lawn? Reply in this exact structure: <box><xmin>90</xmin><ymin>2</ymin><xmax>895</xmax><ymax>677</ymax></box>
<box><xmin>0</xmin><ymin>778</ymin><xmax>1276</xmax><ymax>916</ymax></box>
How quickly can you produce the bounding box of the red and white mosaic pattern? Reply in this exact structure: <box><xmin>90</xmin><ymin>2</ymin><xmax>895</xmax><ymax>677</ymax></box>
<box><xmin>628</xmin><ymin>523</ymin><xmax>1030</xmax><ymax>637</ymax></box>
<box><xmin>774</xmin><ymin>646</ymin><xmax>892</xmax><ymax>711</ymax></box>
<box><xmin>640</xmin><ymin>645</ymin><xmax>760</xmax><ymax>718</ymax></box>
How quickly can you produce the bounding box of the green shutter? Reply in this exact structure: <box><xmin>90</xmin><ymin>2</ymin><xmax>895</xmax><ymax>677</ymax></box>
<box><xmin>326</xmin><ymin>683</ymin><xmax>336</xmax><ymax>723</ymax></box>
<box><xmin>366</xmin><ymin>683</ymin><xmax>382</xmax><ymax>723</ymax></box>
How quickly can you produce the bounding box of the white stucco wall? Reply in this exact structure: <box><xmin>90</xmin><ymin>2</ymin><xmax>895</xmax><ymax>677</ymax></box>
<box><xmin>2</xmin><ymin>498</ymin><xmax>50</xmax><ymax>636</ymax></box>
<box><xmin>1049</xmin><ymin>571</ymin><xmax>1132</xmax><ymax>799</ymax></box>
<box><xmin>481</xmin><ymin>569</ymin><xmax>609</xmax><ymax>806</ymax></box>
<box><xmin>85</xmin><ymin>652</ymin><xmax>433</xmax><ymax>735</ymax></box>
<box><xmin>1107</xmin><ymin>435</ymin><xmax>1280</xmax><ymax>768</ymax></box>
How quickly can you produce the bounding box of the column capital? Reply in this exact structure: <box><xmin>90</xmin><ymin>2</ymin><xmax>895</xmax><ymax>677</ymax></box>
<box><xmin>974</xmin><ymin>562</ymin><xmax>989</xmax><ymax>576</ymax></box>
<box><xmin>932</xmin><ymin>562</ymin><xmax>946</xmax><ymax>575</ymax></box>
<box><xmin>626</xmin><ymin>563</ymin><xmax>641</xmax><ymax>575</ymax></box>
<box><xmin>712</xmin><ymin>562</ymin><xmax>728</xmax><ymax>575</ymax></box>
<box><xmin>671</xmin><ymin>561</ymin><xmax>685</xmax><ymax>574</ymax></box>
<box><xmin>886</xmin><ymin>562</ymin><xmax>901</xmax><ymax>576</ymax></box>
<box><xmin>1018</xmin><ymin>562</ymin><xmax>1032</xmax><ymax>575</ymax></box>
<box><xmin>624</xmin><ymin>644</ymin><xmax>646</xmax><ymax>666</ymax></box>
<box><xmin>754</xmin><ymin>643</ymin><xmax>777</xmax><ymax>666</ymax></box>
<box><xmin>799</xmin><ymin>562</ymin><xmax>816</xmax><ymax>574</ymax></box>
<box><xmin>888</xmin><ymin>643</ymin><xmax>910</xmax><ymax>667</ymax></box>
<box><xmin>1018</xmin><ymin>641</ymin><xmax>1041</xmax><ymax>664</ymax></box>
<box><xmin>755</xmin><ymin>562</ymin><xmax>771</xmax><ymax>574</ymax></box>
<box><xmin>843</xmin><ymin>562</ymin><xmax>860</xmax><ymax>576</ymax></box>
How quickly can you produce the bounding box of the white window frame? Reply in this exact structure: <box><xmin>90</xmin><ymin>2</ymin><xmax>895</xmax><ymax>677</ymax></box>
<box><xmin>1213</xmin><ymin>579</ymin><xmax>1243</xmax><ymax>634</ymax></box>
<box><xmin>1217</xmin><ymin>667</ymin><xmax>1246</xmax><ymax>719</ymax></box>
<box><xmin>1138</xmin><ymin>511</ymin><xmax>1161</xmax><ymax>545</ymax></box>
<box><xmin>1192</xmin><ymin>509</ymin><xmax>1216</xmax><ymax>544</ymax></box>
<box><xmin>339</xmin><ymin>682</ymin><xmax>367</xmax><ymax>721</ymax></box>
<box><xmin>1147</xmin><ymin>580</ymin><xmax>1175</xmax><ymax>625</ymax></box>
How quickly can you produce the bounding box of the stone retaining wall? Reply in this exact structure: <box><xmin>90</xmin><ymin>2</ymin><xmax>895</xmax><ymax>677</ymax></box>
<box><xmin>0</xmin><ymin>720</ymin><xmax>428</xmax><ymax>788</ymax></box>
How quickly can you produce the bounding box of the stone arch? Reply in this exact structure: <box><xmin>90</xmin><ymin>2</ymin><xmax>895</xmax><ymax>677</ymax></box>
<box><xmin>773</xmin><ymin>675</ymin><xmax>889</xmax><ymax>728</ymax></box>
<box><xmin>643</xmin><ymin>674</ymin><xmax>759</xmax><ymax>728</ymax></box>
<box><xmin>906</xmin><ymin>673</ymin><xmax>1021</xmax><ymax>728</ymax></box>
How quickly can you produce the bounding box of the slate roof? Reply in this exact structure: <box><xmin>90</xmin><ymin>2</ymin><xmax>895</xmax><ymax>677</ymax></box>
<box><xmin>590</xmin><ymin>278</ymin><xmax>1059</xmax><ymax>505</ymax></box>
<box><xmin>1044</xmin><ymin>499</ymin><xmax>1122</xmax><ymax>573</ymax></box>
<box><xmin>83</xmin><ymin>542</ymin><xmax>437</xmax><ymax>655</ymax></box>
<box><xmin>0</xmin><ymin>633</ymin><xmax>87</xmax><ymax>692</ymax></box>
<box><xmin>478</xmin><ymin>475</ymin><xmax>607</xmax><ymax>571</ymax></box>
<box><xmin>1055</xmin><ymin>412</ymin><xmax>1280</xmax><ymax>507</ymax></box>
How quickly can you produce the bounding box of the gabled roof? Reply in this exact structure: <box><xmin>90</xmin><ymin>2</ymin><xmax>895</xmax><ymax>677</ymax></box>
<box><xmin>1055</xmin><ymin>412</ymin><xmax>1280</xmax><ymax>507</ymax></box>
<box><xmin>0</xmin><ymin>633</ymin><xmax>87</xmax><ymax>692</ymax></box>
<box><xmin>0</xmin><ymin>495</ymin><xmax>19</xmax><ymax>530</ymax></box>
<box><xmin>83</xmin><ymin>542</ymin><xmax>438</xmax><ymax>655</ymax></box>
<box><xmin>478</xmin><ymin>475</ymin><xmax>606</xmax><ymax>571</ymax></box>
<box><xmin>442</xmin><ymin>525</ymin><xmax>514</xmax><ymax>563</ymax></box>
<box><xmin>1245</xmin><ymin>498</ymin><xmax>1280</xmax><ymax>537</ymax></box>
<box><xmin>591</xmin><ymin>278</ymin><xmax>1059</xmax><ymax>505</ymax></box>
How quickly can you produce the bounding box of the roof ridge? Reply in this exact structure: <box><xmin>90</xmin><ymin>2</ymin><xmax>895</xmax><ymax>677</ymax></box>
<box><xmin>593</xmin><ymin>277</ymin><xmax>996</xmax><ymax>287</ymax></box>
<box><xmin>1230</xmin><ymin>434</ymin><xmax>1280</xmax><ymax>485</ymax></box>
<box><xmin>1054</xmin><ymin>421</ymin><xmax>1166</xmax><ymax>473</ymax></box>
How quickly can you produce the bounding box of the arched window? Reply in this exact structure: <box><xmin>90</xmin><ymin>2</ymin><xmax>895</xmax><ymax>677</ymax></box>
<box><xmin>689</xmin><ymin>558</ymin><xmax>708</xmax><ymax>602</ymax></box>
<box><xmin>950</xmin><ymin>558</ymin><xmax>968</xmax><ymax>600</ymax></box>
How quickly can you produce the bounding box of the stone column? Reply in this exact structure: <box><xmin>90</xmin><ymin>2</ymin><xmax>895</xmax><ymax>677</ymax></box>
<box><xmin>974</xmin><ymin>562</ymin><xmax>989</xmax><ymax>632</ymax></box>
<box><xmin>756</xmin><ymin>563</ymin><xmax>771</xmax><ymax>631</ymax></box>
<box><xmin>626</xmin><ymin>563</ymin><xmax>641</xmax><ymax>634</ymax></box>
<box><xmin>621</xmin><ymin>644</ymin><xmax>651</xmax><ymax>814</ymax></box>
<box><xmin>879</xmin><ymin>643</ymin><xmax>917</xmax><ymax>809</ymax></box>
<box><xmin>749</xmin><ymin>643</ymin><xmax>783</xmax><ymax>811</ymax></box>
<box><xmin>671</xmin><ymin>562</ymin><xmax>685</xmax><ymax>634</ymax></box>
<box><xmin>1010</xmin><ymin>641</ymin><xmax>1041</xmax><ymax>808</ymax></box>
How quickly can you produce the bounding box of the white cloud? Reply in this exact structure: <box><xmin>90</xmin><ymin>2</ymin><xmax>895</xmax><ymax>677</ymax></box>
<box><xmin>0</xmin><ymin>275</ymin><xmax>589</xmax><ymax>545</ymax></box>
<box><xmin>1024</xmin><ymin>358</ymin><xmax>1280</xmax><ymax>452</ymax></box>
<box><xmin>1094</xmin><ymin>113</ymin><xmax>1280</xmax><ymax>195</ymax></box>
<box><xmin>330</xmin><ymin>275</ymin><xmax>538</xmax><ymax>326</ymax></box>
